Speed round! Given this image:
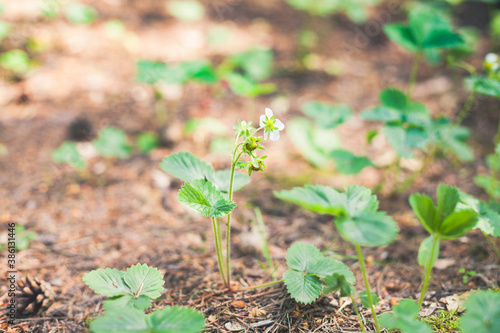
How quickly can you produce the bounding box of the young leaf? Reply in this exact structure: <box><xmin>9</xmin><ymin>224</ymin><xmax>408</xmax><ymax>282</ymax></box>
<box><xmin>160</xmin><ymin>152</ymin><xmax>215</xmax><ymax>184</ymax></box>
<box><xmin>330</xmin><ymin>149</ymin><xmax>374</xmax><ymax>175</ymax></box>
<box><xmin>380</xmin><ymin>88</ymin><xmax>407</xmax><ymax>111</ymax></box>
<box><xmin>123</xmin><ymin>263</ymin><xmax>164</xmax><ymax>300</ymax></box>
<box><xmin>286</xmin><ymin>242</ymin><xmax>322</xmax><ymax>272</ymax></box>
<box><xmin>409</xmin><ymin>193</ymin><xmax>438</xmax><ymax>234</ymax></box>
<box><xmin>274</xmin><ymin>185</ymin><xmax>346</xmax><ymax>216</ymax></box>
<box><xmin>308</xmin><ymin>257</ymin><xmax>355</xmax><ymax>283</ymax></box>
<box><xmin>379</xmin><ymin>299</ymin><xmax>432</xmax><ymax>333</ymax></box>
<box><xmin>52</xmin><ymin>141</ymin><xmax>86</xmax><ymax>170</ymax></box>
<box><xmin>90</xmin><ymin>307</ymin><xmax>147</xmax><ymax>333</ymax></box>
<box><xmin>301</xmin><ymin>102</ymin><xmax>352</xmax><ymax>129</ymax></box>
<box><xmin>284</xmin><ymin>269</ymin><xmax>323</xmax><ymax>304</ymax></box>
<box><xmin>359</xmin><ymin>290</ymin><xmax>380</xmax><ymax>308</ymax></box>
<box><xmin>90</xmin><ymin>306</ymin><xmax>205</xmax><ymax>333</ymax></box>
<box><xmin>417</xmin><ymin>236</ymin><xmax>440</xmax><ymax>268</ymax></box>
<box><xmin>436</xmin><ymin>184</ymin><xmax>460</xmax><ymax>219</ymax></box>
<box><xmin>136</xmin><ymin>132</ymin><xmax>159</xmax><ymax>154</ymax></box>
<box><xmin>335</xmin><ymin>211</ymin><xmax>399</xmax><ymax>247</ymax></box>
<box><xmin>103</xmin><ymin>295</ymin><xmax>152</xmax><ymax>311</ymax></box>
<box><xmin>458</xmin><ymin>191</ymin><xmax>500</xmax><ymax>237</ymax></box>
<box><xmin>438</xmin><ymin>209</ymin><xmax>478</xmax><ymax>239</ymax></box>
<box><xmin>383</xmin><ymin>24</ymin><xmax>418</xmax><ymax>52</ymax></box>
<box><xmin>459</xmin><ymin>290</ymin><xmax>500</xmax><ymax>333</ymax></box>
<box><xmin>93</xmin><ymin>127</ymin><xmax>132</xmax><ymax>159</ymax></box>
<box><xmin>178</xmin><ymin>179</ymin><xmax>236</xmax><ymax>217</ymax></box>
<box><xmin>323</xmin><ymin>273</ymin><xmax>354</xmax><ymax>297</ymax></box>
<box><xmin>146</xmin><ymin>306</ymin><xmax>206</xmax><ymax>333</ymax></box>
<box><xmin>82</xmin><ymin>268</ymin><xmax>131</xmax><ymax>297</ymax></box>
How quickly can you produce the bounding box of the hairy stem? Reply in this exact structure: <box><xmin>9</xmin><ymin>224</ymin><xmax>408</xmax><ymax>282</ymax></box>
<box><xmin>454</xmin><ymin>92</ymin><xmax>476</xmax><ymax>125</ymax></box>
<box><xmin>351</xmin><ymin>296</ymin><xmax>367</xmax><ymax>333</ymax></box>
<box><xmin>238</xmin><ymin>279</ymin><xmax>284</xmax><ymax>292</ymax></box>
<box><xmin>226</xmin><ymin>150</ymin><xmax>244</xmax><ymax>288</ymax></box>
<box><xmin>418</xmin><ymin>235</ymin><xmax>439</xmax><ymax>308</ymax></box>
<box><xmin>483</xmin><ymin>231</ymin><xmax>500</xmax><ymax>261</ymax></box>
<box><xmin>212</xmin><ymin>217</ymin><xmax>227</xmax><ymax>286</ymax></box>
<box><xmin>407</xmin><ymin>51</ymin><xmax>422</xmax><ymax>99</ymax></box>
<box><xmin>355</xmin><ymin>245</ymin><xmax>380</xmax><ymax>333</ymax></box>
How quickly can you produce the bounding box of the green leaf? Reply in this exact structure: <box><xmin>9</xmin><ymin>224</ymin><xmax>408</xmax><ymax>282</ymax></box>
<box><xmin>285</xmin><ymin>242</ymin><xmax>323</xmax><ymax>272</ymax></box>
<box><xmin>161</xmin><ymin>152</ymin><xmax>215</xmax><ymax>184</ymax></box>
<box><xmin>135</xmin><ymin>60</ymin><xmax>170</xmax><ymax>84</ymax></box>
<box><xmin>0</xmin><ymin>20</ymin><xmax>9</xmax><ymax>44</ymax></box>
<box><xmin>459</xmin><ymin>290</ymin><xmax>500</xmax><ymax>333</ymax></box>
<box><xmin>421</xmin><ymin>29</ymin><xmax>463</xmax><ymax>49</ymax></box>
<box><xmin>65</xmin><ymin>3</ymin><xmax>97</xmax><ymax>24</ymax></box>
<box><xmin>308</xmin><ymin>257</ymin><xmax>355</xmax><ymax>283</ymax></box>
<box><xmin>427</xmin><ymin>118</ymin><xmax>473</xmax><ymax>162</ymax></box>
<box><xmin>383</xmin><ymin>24</ymin><xmax>418</xmax><ymax>52</ymax></box>
<box><xmin>284</xmin><ymin>269</ymin><xmax>322</xmax><ymax>304</ymax></box>
<box><xmin>465</xmin><ymin>77</ymin><xmax>500</xmax><ymax>97</ymax></box>
<box><xmin>383</xmin><ymin>125</ymin><xmax>428</xmax><ymax>158</ymax></box>
<box><xmin>123</xmin><ymin>263</ymin><xmax>164</xmax><ymax>300</ymax></box>
<box><xmin>359</xmin><ymin>290</ymin><xmax>380</xmax><ymax>308</ymax></box>
<box><xmin>90</xmin><ymin>307</ymin><xmax>147</xmax><ymax>333</ymax></box>
<box><xmin>417</xmin><ymin>236</ymin><xmax>440</xmax><ymax>267</ymax></box>
<box><xmin>360</xmin><ymin>106</ymin><xmax>401</xmax><ymax>123</ymax></box>
<box><xmin>93</xmin><ymin>127</ymin><xmax>132</xmax><ymax>159</ymax></box>
<box><xmin>177</xmin><ymin>179</ymin><xmax>236</xmax><ymax>217</ymax></box>
<box><xmin>287</xmin><ymin>118</ymin><xmax>340</xmax><ymax>167</ymax></box>
<box><xmin>436</xmin><ymin>184</ymin><xmax>460</xmax><ymax>219</ymax></box>
<box><xmin>52</xmin><ymin>141</ymin><xmax>86</xmax><ymax>170</ymax></box>
<box><xmin>438</xmin><ymin>209</ymin><xmax>478</xmax><ymax>239</ymax></box>
<box><xmin>409</xmin><ymin>10</ymin><xmax>462</xmax><ymax>49</ymax></box>
<box><xmin>161</xmin><ymin>152</ymin><xmax>249</xmax><ymax>193</ymax></box>
<box><xmin>0</xmin><ymin>49</ymin><xmax>32</xmax><ymax>73</ymax></box>
<box><xmin>229</xmin><ymin>49</ymin><xmax>273</xmax><ymax>81</ymax></box>
<box><xmin>409</xmin><ymin>193</ymin><xmax>438</xmax><ymax>234</ymax></box>
<box><xmin>104</xmin><ymin>295</ymin><xmax>152</xmax><ymax>311</ymax></box>
<box><xmin>146</xmin><ymin>306</ymin><xmax>206</xmax><ymax>333</ymax></box>
<box><xmin>83</xmin><ymin>268</ymin><xmax>131</xmax><ymax>297</ymax></box>
<box><xmin>330</xmin><ymin>149</ymin><xmax>374</xmax><ymax>175</ymax></box>
<box><xmin>458</xmin><ymin>191</ymin><xmax>500</xmax><ymax>237</ymax></box>
<box><xmin>166</xmin><ymin>1</ymin><xmax>204</xmax><ymax>22</ymax></box>
<box><xmin>212</xmin><ymin>170</ymin><xmax>250</xmax><ymax>193</ymax></box>
<box><xmin>344</xmin><ymin>185</ymin><xmax>379</xmax><ymax>216</ymax></box>
<box><xmin>90</xmin><ymin>306</ymin><xmax>205</xmax><ymax>333</ymax></box>
<box><xmin>380</xmin><ymin>88</ymin><xmax>407</xmax><ymax>110</ymax></box>
<box><xmin>274</xmin><ymin>185</ymin><xmax>346</xmax><ymax>216</ymax></box>
<box><xmin>136</xmin><ymin>132</ymin><xmax>159</xmax><ymax>154</ymax></box>
<box><xmin>225</xmin><ymin>72</ymin><xmax>276</xmax><ymax>97</ymax></box>
<box><xmin>335</xmin><ymin>212</ymin><xmax>399</xmax><ymax>247</ymax></box>
<box><xmin>379</xmin><ymin>299</ymin><xmax>433</xmax><ymax>333</ymax></box>
<box><xmin>179</xmin><ymin>60</ymin><xmax>217</xmax><ymax>84</ymax></box>
<box><xmin>301</xmin><ymin>102</ymin><xmax>352</xmax><ymax>129</ymax></box>
<box><xmin>323</xmin><ymin>273</ymin><xmax>354</xmax><ymax>297</ymax></box>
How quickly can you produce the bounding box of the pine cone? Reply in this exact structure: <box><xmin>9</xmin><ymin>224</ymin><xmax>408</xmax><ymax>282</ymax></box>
<box><xmin>15</xmin><ymin>277</ymin><xmax>56</xmax><ymax>317</ymax></box>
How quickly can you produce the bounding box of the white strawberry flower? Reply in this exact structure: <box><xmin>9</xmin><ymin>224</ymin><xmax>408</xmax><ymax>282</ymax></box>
<box><xmin>259</xmin><ymin>108</ymin><xmax>285</xmax><ymax>141</ymax></box>
<box><xmin>485</xmin><ymin>53</ymin><xmax>499</xmax><ymax>71</ymax></box>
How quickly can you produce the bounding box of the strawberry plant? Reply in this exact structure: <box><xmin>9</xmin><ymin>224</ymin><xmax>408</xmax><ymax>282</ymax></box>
<box><xmin>161</xmin><ymin>108</ymin><xmax>284</xmax><ymax>287</ymax></box>
<box><xmin>409</xmin><ymin>185</ymin><xmax>479</xmax><ymax>308</ymax></box>
<box><xmin>275</xmin><ymin>185</ymin><xmax>398</xmax><ymax>332</ymax></box>
<box><xmin>83</xmin><ymin>263</ymin><xmax>205</xmax><ymax>333</ymax></box>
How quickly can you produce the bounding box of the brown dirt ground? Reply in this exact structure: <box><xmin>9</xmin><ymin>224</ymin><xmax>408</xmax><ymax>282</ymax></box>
<box><xmin>0</xmin><ymin>0</ymin><xmax>499</xmax><ymax>332</ymax></box>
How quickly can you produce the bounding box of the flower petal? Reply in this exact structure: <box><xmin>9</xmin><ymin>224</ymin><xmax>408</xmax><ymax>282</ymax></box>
<box><xmin>264</xmin><ymin>131</ymin><xmax>269</xmax><ymax>140</ymax></box>
<box><xmin>265</xmin><ymin>108</ymin><xmax>273</xmax><ymax>118</ymax></box>
<box><xmin>274</xmin><ymin>119</ymin><xmax>285</xmax><ymax>130</ymax></box>
<box><xmin>270</xmin><ymin>130</ymin><xmax>280</xmax><ymax>141</ymax></box>
<box><xmin>260</xmin><ymin>115</ymin><xmax>266</xmax><ymax>127</ymax></box>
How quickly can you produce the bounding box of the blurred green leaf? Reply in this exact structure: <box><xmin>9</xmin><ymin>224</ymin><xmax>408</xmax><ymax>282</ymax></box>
<box><xmin>65</xmin><ymin>3</ymin><xmax>97</xmax><ymax>24</ymax></box>
<box><xmin>302</xmin><ymin>102</ymin><xmax>352</xmax><ymax>129</ymax></box>
<box><xmin>0</xmin><ymin>50</ymin><xmax>32</xmax><ymax>74</ymax></box>
<box><xmin>380</xmin><ymin>299</ymin><xmax>433</xmax><ymax>333</ymax></box>
<box><xmin>459</xmin><ymin>290</ymin><xmax>500</xmax><ymax>333</ymax></box>
<box><xmin>52</xmin><ymin>141</ymin><xmax>86</xmax><ymax>170</ymax></box>
<box><xmin>0</xmin><ymin>20</ymin><xmax>9</xmax><ymax>43</ymax></box>
<box><xmin>330</xmin><ymin>149</ymin><xmax>374</xmax><ymax>175</ymax></box>
<box><xmin>93</xmin><ymin>127</ymin><xmax>132</xmax><ymax>159</ymax></box>
<box><xmin>166</xmin><ymin>0</ymin><xmax>204</xmax><ymax>22</ymax></box>
<box><xmin>229</xmin><ymin>49</ymin><xmax>274</xmax><ymax>81</ymax></box>
<box><xmin>225</xmin><ymin>72</ymin><xmax>276</xmax><ymax>97</ymax></box>
<box><xmin>136</xmin><ymin>132</ymin><xmax>159</xmax><ymax>154</ymax></box>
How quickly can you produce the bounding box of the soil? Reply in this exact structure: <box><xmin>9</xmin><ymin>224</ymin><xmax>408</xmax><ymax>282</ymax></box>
<box><xmin>0</xmin><ymin>0</ymin><xmax>499</xmax><ymax>332</ymax></box>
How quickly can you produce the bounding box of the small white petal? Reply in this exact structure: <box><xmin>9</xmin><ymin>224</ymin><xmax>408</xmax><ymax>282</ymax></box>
<box><xmin>270</xmin><ymin>130</ymin><xmax>280</xmax><ymax>141</ymax></box>
<box><xmin>492</xmin><ymin>63</ymin><xmax>499</xmax><ymax>71</ymax></box>
<box><xmin>263</xmin><ymin>131</ymin><xmax>269</xmax><ymax>140</ymax></box>
<box><xmin>265</xmin><ymin>108</ymin><xmax>273</xmax><ymax>118</ymax></box>
<box><xmin>260</xmin><ymin>115</ymin><xmax>266</xmax><ymax>127</ymax></box>
<box><xmin>486</xmin><ymin>53</ymin><xmax>498</xmax><ymax>63</ymax></box>
<box><xmin>274</xmin><ymin>119</ymin><xmax>285</xmax><ymax>130</ymax></box>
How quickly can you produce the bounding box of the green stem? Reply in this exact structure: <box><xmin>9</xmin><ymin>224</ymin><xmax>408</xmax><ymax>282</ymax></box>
<box><xmin>454</xmin><ymin>92</ymin><xmax>477</xmax><ymax>125</ymax></box>
<box><xmin>483</xmin><ymin>231</ymin><xmax>500</xmax><ymax>261</ymax></box>
<box><xmin>351</xmin><ymin>296</ymin><xmax>367</xmax><ymax>333</ymax></box>
<box><xmin>418</xmin><ymin>235</ymin><xmax>439</xmax><ymax>308</ymax></box>
<box><xmin>407</xmin><ymin>51</ymin><xmax>422</xmax><ymax>99</ymax></box>
<box><xmin>212</xmin><ymin>217</ymin><xmax>227</xmax><ymax>286</ymax></box>
<box><xmin>238</xmin><ymin>279</ymin><xmax>284</xmax><ymax>292</ymax></box>
<box><xmin>226</xmin><ymin>150</ymin><xmax>245</xmax><ymax>288</ymax></box>
<box><xmin>254</xmin><ymin>207</ymin><xmax>275</xmax><ymax>277</ymax></box>
<box><xmin>490</xmin><ymin>116</ymin><xmax>500</xmax><ymax>199</ymax></box>
<box><xmin>392</xmin><ymin>156</ymin><xmax>402</xmax><ymax>193</ymax></box>
<box><xmin>355</xmin><ymin>245</ymin><xmax>380</xmax><ymax>333</ymax></box>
